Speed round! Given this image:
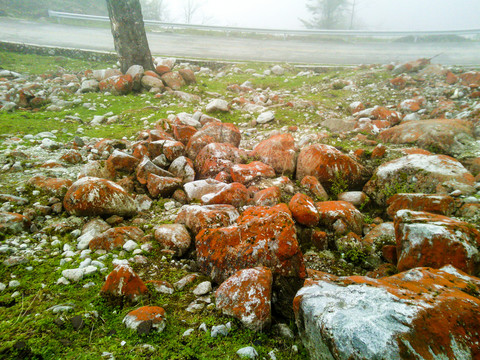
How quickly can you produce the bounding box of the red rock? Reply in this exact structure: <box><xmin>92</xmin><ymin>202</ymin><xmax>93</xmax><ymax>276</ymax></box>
<box><xmin>230</xmin><ymin>161</ymin><xmax>276</xmax><ymax>185</ymax></box>
<box><xmin>123</xmin><ymin>306</ymin><xmax>166</xmax><ymax>333</ymax></box>
<box><xmin>386</xmin><ymin>193</ymin><xmax>455</xmax><ymax>218</ymax></box>
<box><xmin>294</xmin><ymin>267</ymin><xmax>480</xmax><ymax>360</ymax></box>
<box><xmin>371</xmin><ymin>143</ymin><xmax>386</xmax><ymax>159</ymax></box>
<box><xmin>161</xmin><ymin>72</ymin><xmax>186</xmax><ymax>90</ymax></box>
<box><xmin>390</xmin><ymin>76</ymin><xmax>406</xmax><ymax>89</ymax></box>
<box><xmin>146</xmin><ymin>174</ymin><xmax>182</xmax><ymax>198</ymax></box>
<box><xmin>252</xmin><ymin>186</ymin><xmax>282</xmax><ymax>207</ymax></box>
<box><xmin>300</xmin><ymin>176</ymin><xmax>328</xmax><ymax>201</ymax></box>
<box><xmin>176</xmin><ymin>204</ymin><xmax>240</xmax><ymax>235</ymax></box>
<box><xmin>382</xmin><ymin>245</ymin><xmax>397</xmax><ymax>264</ymax></box>
<box><xmin>60</xmin><ymin>150</ymin><xmax>83</xmax><ymax>164</ymax></box>
<box><xmin>194</xmin><ymin>143</ymin><xmax>246</xmax><ymax>179</ymax></box>
<box><xmin>202</xmin><ymin>182</ymin><xmax>250</xmax><ymax>207</ymax></box>
<box><xmin>395</xmin><ymin>210</ymin><xmax>480</xmax><ymax>274</ymax></box>
<box><xmin>89</xmin><ymin>226</ymin><xmax>144</xmax><ymax>251</ymax></box>
<box><xmin>63</xmin><ymin>177</ymin><xmax>137</xmax><ymax>217</ymax></box>
<box><xmin>136</xmin><ymin>157</ymin><xmax>174</xmax><ymax>185</ymax></box>
<box><xmin>178</xmin><ymin>68</ymin><xmax>197</xmax><ymax>85</ymax></box>
<box><xmin>154</xmin><ymin>224</ymin><xmax>191</xmax><ymax>257</ymax></box>
<box><xmin>101</xmin><ymin>264</ymin><xmax>148</xmax><ymax>304</ymax></box>
<box><xmin>431</xmin><ymin>99</ymin><xmax>455</xmax><ymax>118</ymax></box>
<box><xmin>379</xmin><ymin>118</ymin><xmax>474</xmax><ymax>155</ymax></box>
<box><xmin>315</xmin><ymin>201</ymin><xmax>364</xmax><ymax>235</ymax></box>
<box><xmin>27</xmin><ymin>175</ymin><xmax>73</xmax><ymax>197</ymax></box>
<box><xmin>250</xmin><ymin>133</ymin><xmax>297</xmax><ymax>176</ymax></box>
<box><xmin>0</xmin><ymin>212</ymin><xmax>31</xmax><ymax>235</ymax></box>
<box><xmin>172</xmin><ymin>122</ymin><xmax>197</xmax><ymax>145</ymax></box>
<box><xmin>215</xmin><ymin>267</ymin><xmax>273</xmax><ymax>331</ymax></box>
<box><xmin>144</xmin><ymin>70</ymin><xmax>160</xmax><ymax>78</ymax></box>
<box><xmin>459</xmin><ymin>71</ymin><xmax>480</xmax><ymax>86</ymax></box>
<box><xmin>371</xmin><ymin>106</ymin><xmax>401</xmax><ymax>125</ymax></box>
<box><xmin>106</xmin><ymin>150</ymin><xmax>140</xmax><ymax>173</ymax></box>
<box><xmin>445</xmin><ymin>71</ymin><xmax>458</xmax><ymax>84</ymax></box>
<box><xmin>99</xmin><ymin>74</ymin><xmax>133</xmax><ymax>95</ymax></box>
<box><xmin>296</xmin><ymin>144</ymin><xmax>367</xmax><ymax>191</ymax></box>
<box><xmin>155</xmin><ymin>65</ymin><xmax>170</xmax><ymax>75</ymax></box>
<box><xmin>214</xmin><ymin>171</ymin><xmax>231</xmax><ymax>183</ymax></box>
<box><xmin>186</xmin><ymin>122</ymin><xmax>241</xmax><ymax>160</ymax></box>
<box><xmin>147</xmin><ymin>140</ymin><xmax>185</xmax><ymax>162</ymax></box>
<box><xmin>289</xmin><ymin>193</ymin><xmax>319</xmax><ymax>227</ymax></box>
<box><xmin>311</xmin><ymin>229</ymin><xmax>328</xmax><ymax>251</ymax></box>
<box><xmin>196</xmin><ymin>204</ymin><xmax>305</xmax><ymax>317</ymax></box>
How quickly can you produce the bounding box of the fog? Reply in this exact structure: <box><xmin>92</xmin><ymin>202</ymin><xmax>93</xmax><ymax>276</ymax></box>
<box><xmin>165</xmin><ymin>0</ymin><xmax>480</xmax><ymax>31</ymax></box>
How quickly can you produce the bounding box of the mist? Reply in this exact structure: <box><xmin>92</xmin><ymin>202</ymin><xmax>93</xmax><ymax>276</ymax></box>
<box><xmin>164</xmin><ymin>0</ymin><xmax>480</xmax><ymax>31</ymax></box>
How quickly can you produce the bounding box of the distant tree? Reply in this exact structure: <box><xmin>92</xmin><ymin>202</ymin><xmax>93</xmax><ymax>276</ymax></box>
<box><xmin>183</xmin><ymin>0</ymin><xmax>200</xmax><ymax>24</ymax></box>
<box><xmin>106</xmin><ymin>0</ymin><xmax>154</xmax><ymax>73</ymax></box>
<box><xmin>301</xmin><ymin>0</ymin><xmax>350</xmax><ymax>29</ymax></box>
<box><xmin>140</xmin><ymin>0</ymin><xmax>169</xmax><ymax>21</ymax></box>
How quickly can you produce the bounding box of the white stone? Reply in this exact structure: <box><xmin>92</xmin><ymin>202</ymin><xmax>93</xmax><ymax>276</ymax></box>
<box><xmin>211</xmin><ymin>324</ymin><xmax>229</xmax><ymax>337</ymax></box>
<box><xmin>206</xmin><ymin>99</ymin><xmax>229</xmax><ymax>113</ymax></box>
<box><xmin>193</xmin><ymin>281</ymin><xmax>212</xmax><ymax>296</ymax></box>
<box><xmin>182</xmin><ymin>328</ymin><xmax>195</xmax><ymax>337</ymax></box>
<box><xmin>0</xmin><ymin>283</ymin><xmax>6</xmax><ymax>291</ymax></box>
<box><xmin>271</xmin><ymin>65</ymin><xmax>285</xmax><ymax>75</ymax></box>
<box><xmin>61</xmin><ymin>268</ymin><xmax>85</xmax><ymax>282</ymax></box>
<box><xmin>123</xmin><ymin>240</ymin><xmax>138</xmax><ymax>252</ymax></box>
<box><xmin>9</xmin><ymin>280</ymin><xmax>20</xmax><ymax>288</ymax></box>
<box><xmin>257</xmin><ymin>111</ymin><xmax>275</xmax><ymax>124</ymax></box>
<box><xmin>237</xmin><ymin>346</ymin><xmax>259</xmax><ymax>359</ymax></box>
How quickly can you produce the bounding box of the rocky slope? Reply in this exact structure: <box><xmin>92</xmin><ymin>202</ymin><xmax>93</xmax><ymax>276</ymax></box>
<box><xmin>1</xmin><ymin>54</ymin><xmax>480</xmax><ymax>359</ymax></box>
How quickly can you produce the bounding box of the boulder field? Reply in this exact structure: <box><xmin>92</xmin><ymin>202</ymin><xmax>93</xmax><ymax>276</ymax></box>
<box><xmin>1</xmin><ymin>56</ymin><xmax>480</xmax><ymax>359</ymax></box>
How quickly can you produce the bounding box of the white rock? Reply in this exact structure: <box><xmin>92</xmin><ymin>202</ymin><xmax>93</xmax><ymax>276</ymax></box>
<box><xmin>257</xmin><ymin>111</ymin><xmax>275</xmax><ymax>124</ymax></box>
<box><xmin>123</xmin><ymin>240</ymin><xmax>138</xmax><ymax>252</ymax></box>
<box><xmin>61</xmin><ymin>268</ymin><xmax>85</xmax><ymax>282</ymax></box>
<box><xmin>237</xmin><ymin>346</ymin><xmax>259</xmax><ymax>359</ymax></box>
<box><xmin>183</xmin><ymin>328</ymin><xmax>195</xmax><ymax>337</ymax></box>
<box><xmin>192</xmin><ymin>281</ymin><xmax>212</xmax><ymax>296</ymax></box>
<box><xmin>9</xmin><ymin>280</ymin><xmax>20</xmax><ymax>288</ymax></box>
<box><xmin>0</xmin><ymin>283</ymin><xmax>6</xmax><ymax>291</ymax></box>
<box><xmin>271</xmin><ymin>65</ymin><xmax>285</xmax><ymax>75</ymax></box>
<box><xmin>211</xmin><ymin>324</ymin><xmax>229</xmax><ymax>337</ymax></box>
<box><xmin>57</xmin><ymin>277</ymin><xmax>70</xmax><ymax>285</ymax></box>
<box><xmin>206</xmin><ymin>99</ymin><xmax>229</xmax><ymax>113</ymax></box>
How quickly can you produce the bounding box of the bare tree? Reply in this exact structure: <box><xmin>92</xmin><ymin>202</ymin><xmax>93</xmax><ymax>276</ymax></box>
<box><xmin>106</xmin><ymin>0</ymin><xmax>154</xmax><ymax>73</ymax></box>
<box><xmin>301</xmin><ymin>0</ymin><xmax>350</xmax><ymax>29</ymax></box>
<box><xmin>140</xmin><ymin>0</ymin><xmax>170</xmax><ymax>21</ymax></box>
<box><xmin>183</xmin><ymin>0</ymin><xmax>200</xmax><ymax>24</ymax></box>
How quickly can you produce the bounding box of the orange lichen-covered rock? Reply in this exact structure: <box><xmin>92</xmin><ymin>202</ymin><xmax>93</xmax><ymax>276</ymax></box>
<box><xmin>386</xmin><ymin>193</ymin><xmax>455</xmax><ymax>218</ymax></box>
<box><xmin>106</xmin><ymin>150</ymin><xmax>140</xmax><ymax>173</ymax></box>
<box><xmin>146</xmin><ymin>174</ymin><xmax>182</xmax><ymax>198</ymax></box>
<box><xmin>230</xmin><ymin>161</ymin><xmax>276</xmax><ymax>185</ymax></box>
<box><xmin>175</xmin><ymin>204</ymin><xmax>240</xmax><ymax>235</ymax></box>
<box><xmin>202</xmin><ymin>182</ymin><xmax>250</xmax><ymax>208</ymax></box>
<box><xmin>288</xmin><ymin>193</ymin><xmax>319</xmax><ymax>227</ymax></box>
<box><xmin>168</xmin><ymin>156</ymin><xmax>195</xmax><ymax>183</ymax></box>
<box><xmin>253</xmin><ymin>186</ymin><xmax>282</xmax><ymax>207</ymax></box>
<box><xmin>250</xmin><ymin>133</ymin><xmax>297</xmax><ymax>176</ymax></box>
<box><xmin>459</xmin><ymin>71</ymin><xmax>480</xmax><ymax>86</ymax></box>
<box><xmin>99</xmin><ymin>74</ymin><xmax>133</xmax><ymax>95</ymax></box>
<box><xmin>371</xmin><ymin>105</ymin><xmax>401</xmax><ymax>125</ymax></box>
<box><xmin>215</xmin><ymin>267</ymin><xmax>273</xmax><ymax>331</ymax></box>
<box><xmin>394</xmin><ymin>210</ymin><xmax>480</xmax><ymax>274</ymax></box>
<box><xmin>136</xmin><ymin>156</ymin><xmax>173</xmax><ymax>185</ymax></box>
<box><xmin>78</xmin><ymin>160</ymin><xmax>116</xmax><ymax>180</ymax></box>
<box><xmin>161</xmin><ymin>71</ymin><xmax>186</xmax><ymax>90</ymax></box>
<box><xmin>178</xmin><ymin>68</ymin><xmax>197</xmax><ymax>85</ymax></box>
<box><xmin>364</xmin><ymin>154</ymin><xmax>475</xmax><ymax>206</ymax></box>
<box><xmin>89</xmin><ymin>226</ymin><xmax>144</xmax><ymax>251</ymax></box>
<box><xmin>63</xmin><ymin>177</ymin><xmax>137</xmax><ymax>217</ymax></box>
<box><xmin>196</xmin><ymin>204</ymin><xmax>305</xmax><ymax>317</ymax></box>
<box><xmin>0</xmin><ymin>212</ymin><xmax>31</xmax><ymax>236</ymax></box>
<box><xmin>186</xmin><ymin>122</ymin><xmax>241</xmax><ymax>160</ymax></box>
<box><xmin>194</xmin><ymin>143</ymin><xmax>246</xmax><ymax>179</ymax></box>
<box><xmin>294</xmin><ymin>266</ymin><xmax>480</xmax><ymax>360</ymax></box>
<box><xmin>123</xmin><ymin>306</ymin><xmax>166</xmax><ymax>333</ymax></box>
<box><xmin>296</xmin><ymin>144</ymin><xmax>367</xmax><ymax>191</ymax></box>
<box><xmin>315</xmin><ymin>201</ymin><xmax>364</xmax><ymax>235</ymax></box>
<box><xmin>172</xmin><ymin>121</ymin><xmax>197</xmax><ymax>145</ymax></box>
<box><xmin>60</xmin><ymin>150</ymin><xmax>83</xmax><ymax>164</ymax></box>
<box><xmin>28</xmin><ymin>175</ymin><xmax>73</xmax><ymax>197</ymax></box>
<box><xmin>101</xmin><ymin>264</ymin><xmax>148</xmax><ymax>304</ymax></box>
<box><xmin>378</xmin><ymin>119</ymin><xmax>474</xmax><ymax>156</ymax></box>
<box><xmin>300</xmin><ymin>175</ymin><xmax>328</xmax><ymax>201</ymax></box>
<box><xmin>153</xmin><ymin>223</ymin><xmax>191</xmax><ymax>257</ymax></box>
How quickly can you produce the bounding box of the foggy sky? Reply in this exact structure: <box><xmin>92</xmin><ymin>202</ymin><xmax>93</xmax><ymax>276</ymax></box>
<box><xmin>165</xmin><ymin>0</ymin><xmax>480</xmax><ymax>31</ymax></box>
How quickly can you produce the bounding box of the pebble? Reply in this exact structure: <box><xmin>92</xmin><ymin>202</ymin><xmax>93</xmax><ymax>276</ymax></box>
<box><xmin>211</xmin><ymin>324</ymin><xmax>230</xmax><ymax>338</ymax></box>
<box><xmin>192</xmin><ymin>281</ymin><xmax>212</xmax><ymax>296</ymax></box>
<box><xmin>0</xmin><ymin>283</ymin><xmax>6</xmax><ymax>291</ymax></box>
<box><xmin>182</xmin><ymin>329</ymin><xmax>195</xmax><ymax>337</ymax></box>
<box><xmin>123</xmin><ymin>240</ymin><xmax>138</xmax><ymax>252</ymax></box>
<box><xmin>61</xmin><ymin>268</ymin><xmax>85</xmax><ymax>282</ymax></box>
<box><xmin>9</xmin><ymin>280</ymin><xmax>21</xmax><ymax>288</ymax></box>
<box><xmin>237</xmin><ymin>346</ymin><xmax>258</xmax><ymax>359</ymax></box>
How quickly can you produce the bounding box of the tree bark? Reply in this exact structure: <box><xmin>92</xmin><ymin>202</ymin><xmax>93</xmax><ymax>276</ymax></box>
<box><xmin>106</xmin><ymin>0</ymin><xmax>154</xmax><ymax>73</ymax></box>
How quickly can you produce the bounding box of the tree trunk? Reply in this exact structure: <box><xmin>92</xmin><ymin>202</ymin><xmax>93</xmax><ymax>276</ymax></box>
<box><xmin>106</xmin><ymin>0</ymin><xmax>154</xmax><ymax>73</ymax></box>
